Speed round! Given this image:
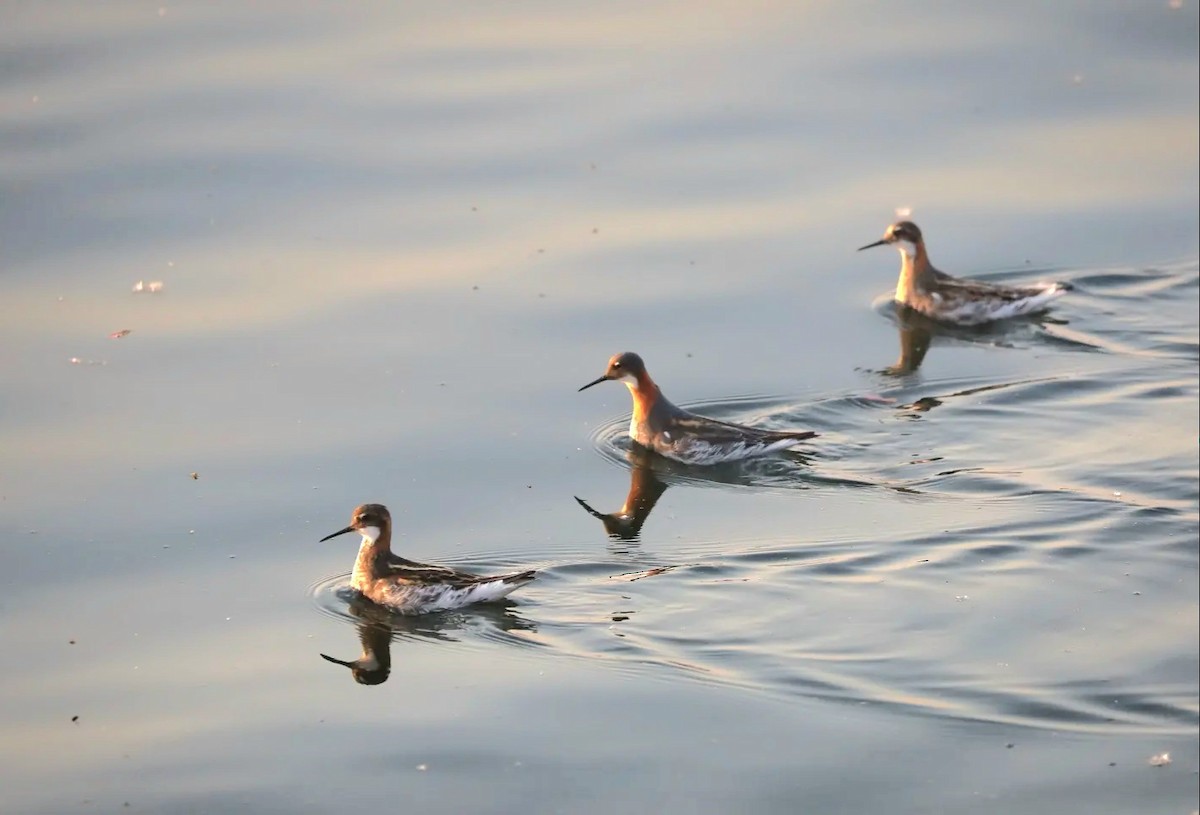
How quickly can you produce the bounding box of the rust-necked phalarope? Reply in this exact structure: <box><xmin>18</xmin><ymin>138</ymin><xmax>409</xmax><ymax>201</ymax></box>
<box><xmin>858</xmin><ymin>221</ymin><xmax>1069</xmax><ymax>325</ymax></box>
<box><xmin>578</xmin><ymin>351</ymin><xmax>817</xmax><ymax>465</ymax></box>
<box><xmin>320</xmin><ymin>504</ymin><xmax>535</xmax><ymax>615</ymax></box>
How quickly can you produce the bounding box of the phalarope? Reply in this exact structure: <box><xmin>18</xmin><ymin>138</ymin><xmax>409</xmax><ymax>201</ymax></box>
<box><xmin>579</xmin><ymin>351</ymin><xmax>817</xmax><ymax>465</ymax></box>
<box><xmin>858</xmin><ymin>221</ymin><xmax>1069</xmax><ymax>325</ymax></box>
<box><xmin>320</xmin><ymin>503</ymin><xmax>535</xmax><ymax>614</ymax></box>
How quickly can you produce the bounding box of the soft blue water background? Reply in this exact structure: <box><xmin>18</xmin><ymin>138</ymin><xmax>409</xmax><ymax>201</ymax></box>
<box><xmin>1</xmin><ymin>3</ymin><xmax>1197</xmax><ymax>813</ymax></box>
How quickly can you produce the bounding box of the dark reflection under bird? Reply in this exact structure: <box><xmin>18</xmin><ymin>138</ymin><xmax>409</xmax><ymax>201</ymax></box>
<box><xmin>575</xmin><ymin>447</ymin><xmax>670</xmax><ymax>541</ymax></box>
<box><xmin>883</xmin><ymin>305</ymin><xmax>936</xmax><ymax>375</ymax></box>
<box><xmin>320</xmin><ymin>593</ymin><xmax>536</xmax><ymax>686</ymax></box>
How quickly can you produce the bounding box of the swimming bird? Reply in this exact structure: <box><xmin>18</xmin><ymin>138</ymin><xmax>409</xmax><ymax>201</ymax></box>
<box><xmin>578</xmin><ymin>352</ymin><xmax>817</xmax><ymax>465</ymax></box>
<box><xmin>319</xmin><ymin>503</ymin><xmax>535</xmax><ymax>615</ymax></box>
<box><xmin>858</xmin><ymin>221</ymin><xmax>1069</xmax><ymax>325</ymax></box>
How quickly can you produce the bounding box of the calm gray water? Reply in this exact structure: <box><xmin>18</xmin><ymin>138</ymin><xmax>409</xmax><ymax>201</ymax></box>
<box><xmin>1</xmin><ymin>3</ymin><xmax>1197</xmax><ymax>813</ymax></box>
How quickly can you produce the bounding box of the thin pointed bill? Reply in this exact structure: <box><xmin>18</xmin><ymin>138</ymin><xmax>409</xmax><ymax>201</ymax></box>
<box><xmin>574</xmin><ymin>495</ymin><xmax>606</xmax><ymax>519</ymax></box>
<box><xmin>578</xmin><ymin>375</ymin><xmax>610</xmax><ymax>392</ymax></box>
<box><xmin>319</xmin><ymin>653</ymin><xmax>357</xmax><ymax>668</ymax></box>
<box><xmin>857</xmin><ymin>239</ymin><xmax>890</xmax><ymax>252</ymax></box>
<box><xmin>319</xmin><ymin>525</ymin><xmax>355</xmax><ymax>542</ymax></box>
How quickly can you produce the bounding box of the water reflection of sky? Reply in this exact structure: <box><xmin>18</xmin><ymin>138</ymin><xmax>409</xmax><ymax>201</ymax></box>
<box><xmin>0</xmin><ymin>3</ymin><xmax>1197</xmax><ymax>813</ymax></box>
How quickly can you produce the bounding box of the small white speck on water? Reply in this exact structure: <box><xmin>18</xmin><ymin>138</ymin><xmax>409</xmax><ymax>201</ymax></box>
<box><xmin>1147</xmin><ymin>752</ymin><xmax>1171</xmax><ymax>767</ymax></box>
<box><xmin>416</xmin><ymin>764</ymin><xmax>428</xmax><ymax>771</ymax></box>
<box><xmin>1113</xmin><ymin>491</ymin><xmax>1122</xmax><ymax>497</ymax></box>
<box><xmin>228</xmin><ymin>555</ymin><xmax>236</xmax><ymax>559</ymax></box>
<box><xmin>955</xmin><ymin>595</ymin><xmax>969</xmax><ymax>601</ymax></box>
<box><xmin>225</xmin><ymin>617</ymin><xmax>232</xmax><ymax>622</ymax></box>
<box><xmin>189</xmin><ymin>530</ymin><xmax>195</xmax><ymax>534</ymax></box>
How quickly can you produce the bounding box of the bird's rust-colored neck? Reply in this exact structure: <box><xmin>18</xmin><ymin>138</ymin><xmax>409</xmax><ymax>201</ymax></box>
<box><xmin>896</xmin><ymin>240</ymin><xmax>936</xmax><ymax>299</ymax></box>
<box><xmin>627</xmin><ymin>371</ymin><xmax>660</xmax><ymax>425</ymax></box>
<box><xmin>352</xmin><ymin>526</ymin><xmax>393</xmax><ymax>584</ymax></box>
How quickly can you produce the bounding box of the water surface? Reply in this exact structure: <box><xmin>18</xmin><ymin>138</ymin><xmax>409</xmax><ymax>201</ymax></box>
<box><xmin>1</xmin><ymin>3</ymin><xmax>1197</xmax><ymax>813</ymax></box>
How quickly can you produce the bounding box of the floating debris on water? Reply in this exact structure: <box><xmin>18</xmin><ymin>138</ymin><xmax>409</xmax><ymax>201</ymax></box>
<box><xmin>69</xmin><ymin>357</ymin><xmax>107</xmax><ymax>366</ymax></box>
<box><xmin>1147</xmin><ymin>752</ymin><xmax>1171</xmax><ymax>767</ymax></box>
<box><xmin>132</xmin><ymin>280</ymin><xmax>164</xmax><ymax>294</ymax></box>
<box><xmin>110</xmin><ymin>329</ymin><xmax>132</xmax><ymax>339</ymax></box>
<box><xmin>190</xmin><ymin>472</ymin><xmax>199</xmax><ymax>480</ymax></box>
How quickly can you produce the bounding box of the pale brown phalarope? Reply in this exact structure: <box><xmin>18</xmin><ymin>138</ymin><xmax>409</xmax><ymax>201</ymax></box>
<box><xmin>320</xmin><ymin>504</ymin><xmax>535</xmax><ymax>614</ymax></box>
<box><xmin>858</xmin><ymin>220</ymin><xmax>1070</xmax><ymax>325</ymax></box>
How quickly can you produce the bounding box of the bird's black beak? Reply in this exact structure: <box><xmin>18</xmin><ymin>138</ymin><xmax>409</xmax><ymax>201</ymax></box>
<box><xmin>857</xmin><ymin>239</ymin><xmax>889</xmax><ymax>252</ymax></box>
<box><xmin>578</xmin><ymin>375</ymin><xmax>610</xmax><ymax>392</ymax></box>
<box><xmin>319</xmin><ymin>653</ymin><xmax>356</xmax><ymax>668</ymax></box>
<box><xmin>319</xmin><ymin>525</ymin><xmax>355</xmax><ymax>542</ymax></box>
<box><xmin>574</xmin><ymin>496</ymin><xmax>606</xmax><ymax>519</ymax></box>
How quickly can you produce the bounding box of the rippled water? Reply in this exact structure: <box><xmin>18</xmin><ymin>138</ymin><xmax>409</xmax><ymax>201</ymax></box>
<box><xmin>2</xmin><ymin>3</ymin><xmax>1197</xmax><ymax>814</ymax></box>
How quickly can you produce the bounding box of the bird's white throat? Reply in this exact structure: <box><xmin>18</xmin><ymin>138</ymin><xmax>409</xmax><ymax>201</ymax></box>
<box><xmin>895</xmin><ymin>240</ymin><xmax>919</xmax><ymax>260</ymax></box>
<box><xmin>359</xmin><ymin>526</ymin><xmax>381</xmax><ymax>545</ymax></box>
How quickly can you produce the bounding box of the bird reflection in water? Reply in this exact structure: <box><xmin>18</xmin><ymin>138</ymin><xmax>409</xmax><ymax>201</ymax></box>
<box><xmin>574</xmin><ymin>447</ymin><xmax>670</xmax><ymax>541</ymax></box>
<box><xmin>320</xmin><ymin>593</ymin><xmax>535</xmax><ymax>686</ymax></box>
<box><xmin>882</xmin><ymin>304</ymin><xmax>936</xmax><ymax>376</ymax></box>
<box><xmin>881</xmin><ymin>297</ymin><xmax>1083</xmax><ymax>377</ymax></box>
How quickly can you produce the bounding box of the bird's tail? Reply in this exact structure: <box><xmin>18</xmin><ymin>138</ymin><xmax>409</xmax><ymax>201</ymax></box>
<box><xmin>768</xmin><ymin>429</ymin><xmax>818</xmax><ymax>442</ymax></box>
